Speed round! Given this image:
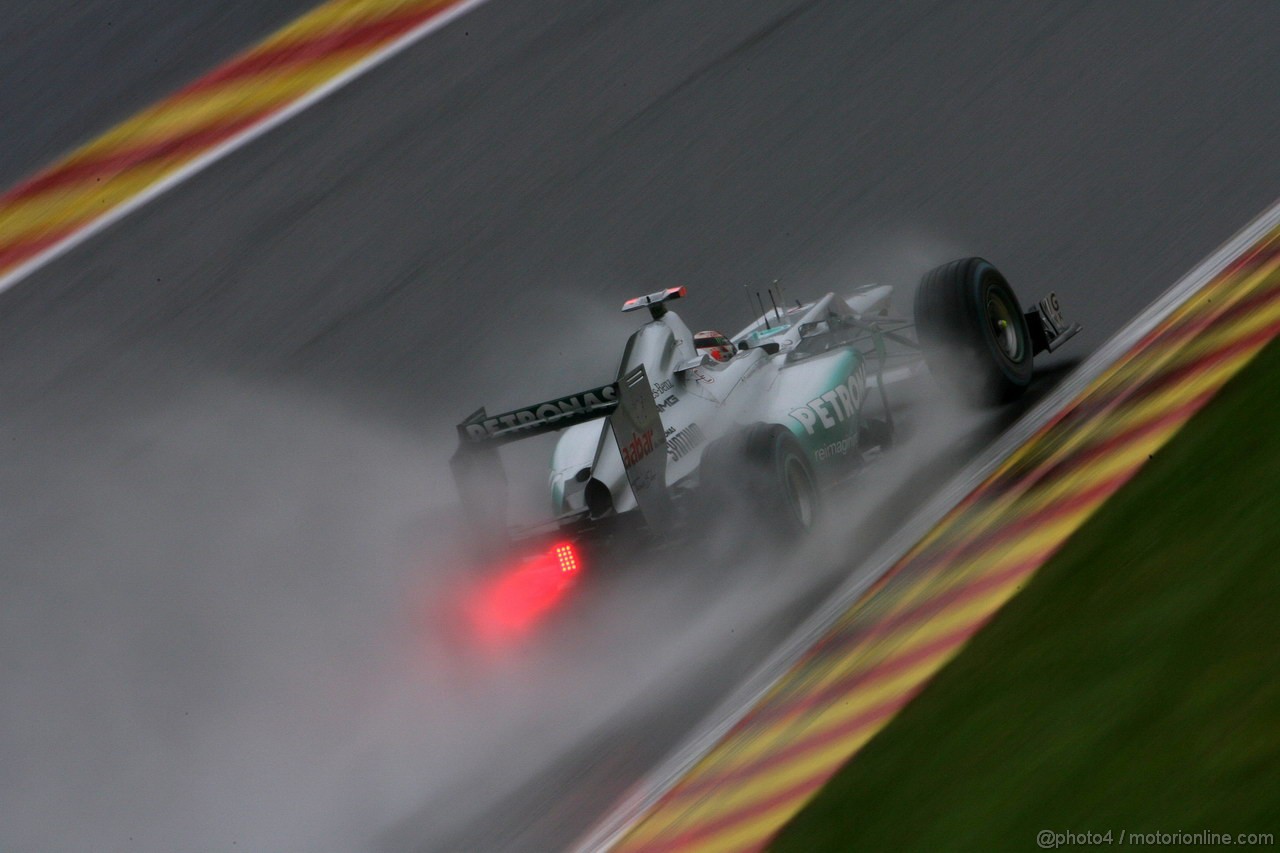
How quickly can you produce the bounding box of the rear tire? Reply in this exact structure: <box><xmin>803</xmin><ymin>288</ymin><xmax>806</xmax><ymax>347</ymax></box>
<box><xmin>701</xmin><ymin>424</ymin><xmax>819</xmax><ymax>539</ymax></box>
<box><xmin>914</xmin><ymin>257</ymin><xmax>1034</xmax><ymax>405</ymax></box>
<box><xmin>753</xmin><ymin>425</ymin><xmax>819</xmax><ymax>537</ymax></box>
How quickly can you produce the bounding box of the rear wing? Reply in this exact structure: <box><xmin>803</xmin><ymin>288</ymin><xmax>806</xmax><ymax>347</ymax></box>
<box><xmin>456</xmin><ymin>382</ymin><xmax>620</xmax><ymax>447</ymax></box>
<box><xmin>450</xmin><ymin>367</ymin><xmax>670</xmax><ymax>548</ymax></box>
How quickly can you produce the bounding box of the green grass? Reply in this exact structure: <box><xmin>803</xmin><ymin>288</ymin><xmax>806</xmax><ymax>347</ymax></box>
<box><xmin>773</xmin><ymin>337</ymin><xmax>1280</xmax><ymax>852</ymax></box>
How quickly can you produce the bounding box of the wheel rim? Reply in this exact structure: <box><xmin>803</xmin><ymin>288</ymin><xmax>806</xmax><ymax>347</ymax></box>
<box><xmin>784</xmin><ymin>456</ymin><xmax>815</xmax><ymax>528</ymax></box>
<box><xmin>986</xmin><ymin>291</ymin><xmax>1024</xmax><ymax>362</ymax></box>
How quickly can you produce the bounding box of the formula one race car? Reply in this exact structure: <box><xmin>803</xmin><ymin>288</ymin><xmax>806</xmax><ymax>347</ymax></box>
<box><xmin>451</xmin><ymin>258</ymin><xmax>1079</xmax><ymax>575</ymax></box>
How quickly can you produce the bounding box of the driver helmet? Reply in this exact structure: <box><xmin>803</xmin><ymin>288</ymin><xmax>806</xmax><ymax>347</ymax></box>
<box><xmin>694</xmin><ymin>330</ymin><xmax>735</xmax><ymax>362</ymax></box>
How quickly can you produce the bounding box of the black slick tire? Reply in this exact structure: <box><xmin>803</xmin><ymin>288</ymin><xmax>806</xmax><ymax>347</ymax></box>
<box><xmin>699</xmin><ymin>424</ymin><xmax>820</xmax><ymax>540</ymax></box>
<box><xmin>914</xmin><ymin>257</ymin><xmax>1034</xmax><ymax>405</ymax></box>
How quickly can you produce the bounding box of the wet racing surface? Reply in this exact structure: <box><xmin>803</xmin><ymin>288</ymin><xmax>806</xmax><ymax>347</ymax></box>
<box><xmin>2</xmin><ymin>1</ymin><xmax>1279</xmax><ymax>850</ymax></box>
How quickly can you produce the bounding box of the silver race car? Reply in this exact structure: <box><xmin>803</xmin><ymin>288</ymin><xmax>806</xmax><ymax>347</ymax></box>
<box><xmin>451</xmin><ymin>257</ymin><xmax>1079</xmax><ymax>572</ymax></box>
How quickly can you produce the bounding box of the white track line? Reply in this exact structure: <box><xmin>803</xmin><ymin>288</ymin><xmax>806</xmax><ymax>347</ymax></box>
<box><xmin>0</xmin><ymin>0</ymin><xmax>491</xmax><ymax>298</ymax></box>
<box><xmin>575</xmin><ymin>193</ymin><xmax>1280</xmax><ymax>852</ymax></box>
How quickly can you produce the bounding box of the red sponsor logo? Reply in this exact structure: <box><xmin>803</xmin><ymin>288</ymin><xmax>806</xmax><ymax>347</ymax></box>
<box><xmin>621</xmin><ymin>429</ymin><xmax>655</xmax><ymax>468</ymax></box>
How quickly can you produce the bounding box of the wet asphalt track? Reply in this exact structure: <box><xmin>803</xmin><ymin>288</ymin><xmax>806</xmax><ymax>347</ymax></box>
<box><xmin>0</xmin><ymin>0</ymin><xmax>318</xmax><ymax>188</ymax></box>
<box><xmin>3</xmin><ymin>1</ymin><xmax>1280</xmax><ymax>850</ymax></box>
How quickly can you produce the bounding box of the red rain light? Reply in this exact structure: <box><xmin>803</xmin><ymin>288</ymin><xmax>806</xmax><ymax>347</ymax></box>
<box><xmin>553</xmin><ymin>542</ymin><xmax>578</xmax><ymax>574</ymax></box>
<box><xmin>463</xmin><ymin>541</ymin><xmax>582</xmax><ymax>644</ymax></box>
